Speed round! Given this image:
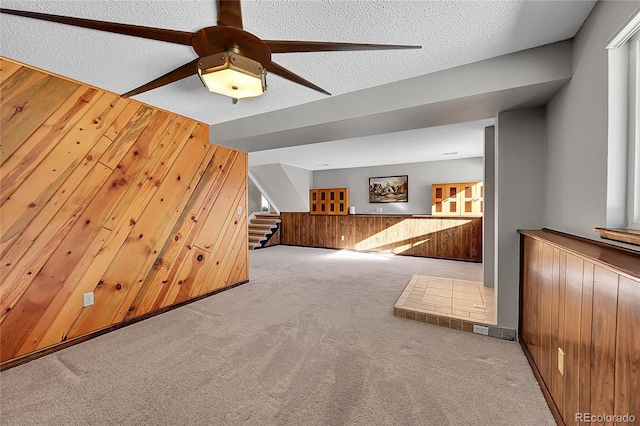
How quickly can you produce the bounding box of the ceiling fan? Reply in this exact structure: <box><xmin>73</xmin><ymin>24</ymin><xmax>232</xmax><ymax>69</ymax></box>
<box><xmin>1</xmin><ymin>1</ymin><xmax>421</xmax><ymax>100</ymax></box>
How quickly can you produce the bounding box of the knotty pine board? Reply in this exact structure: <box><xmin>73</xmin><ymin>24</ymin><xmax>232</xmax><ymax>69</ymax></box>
<box><xmin>0</xmin><ymin>58</ymin><xmax>248</xmax><ymax>365</ymax></box>
<box><xmin>0</xmin><ymin>86</ymin><xmax>100</xmax><ymax>199</ymax></box>
<box><xmin>1</xmin><ymin>67</ymin><xmax>80</xmax><ymax>160</ymax></box>
<box><xmin>0</xmin><ymin>59</ymin><xmax>22</xmax><ymax>83</ymax></box>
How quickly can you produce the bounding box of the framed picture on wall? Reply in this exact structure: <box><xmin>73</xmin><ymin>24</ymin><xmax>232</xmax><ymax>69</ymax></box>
<box><xmin>369</xmin><ymin>175</ymin><xmax>408</xmax><ymax>203</ymax></box>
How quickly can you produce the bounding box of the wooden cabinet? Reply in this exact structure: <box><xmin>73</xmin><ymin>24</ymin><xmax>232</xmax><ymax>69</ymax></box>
<box><xmin>310</xmin><ymin>188</ymin><xmax>349</xmax><ymax>215</ymax></box>
<box><xmin>431</xmin><ymin>181</ymin><xmax>483</xmax><ymax>217</ymax></box>
<box><xmin>520</xmin><ymin>230</ymin><xmax>640</xmax><ymax>426</ymax></box>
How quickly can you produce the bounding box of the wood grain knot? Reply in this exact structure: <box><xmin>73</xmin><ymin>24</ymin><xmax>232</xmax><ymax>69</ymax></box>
<box><xmin>178</xmin><ymin>280</ymin><xmax>183</xmax><ymax>285</ymax></box>
<box><xmin>28</xmin><ymin>202</ymin><xmax>36</xmax><ymax>208</ymax></box>
<box><xmin>15</xmin><ymin>106</ymin><xmax>23</xmax><ymax>112</ymax></box>
<box><xmin>197</xmin><ymin>255</ymin><xmax>204</xmax><ymax>261</ymax></box>
<box><xmin>174</xmin><ymin>235</ymin><xmax>179</xmax><ymax>241</ymax></box>
<box><xmin>115</xmin><ymin>284</ymin><xmax>122</xmax><ymax>290</ymax></box>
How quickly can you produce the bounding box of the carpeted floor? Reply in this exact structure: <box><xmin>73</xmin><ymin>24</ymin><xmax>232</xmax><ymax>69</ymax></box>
<box><xmin>0</xmin><ymin>246</ymin><xmax>554</xmax><ymax>425</ymax></box>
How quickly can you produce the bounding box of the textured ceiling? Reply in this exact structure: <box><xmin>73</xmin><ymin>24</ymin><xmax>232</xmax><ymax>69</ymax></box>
<box><xmin>249</xmin><ymin>118</ymin><xmax>495</xmax><ymax>171</ymax></box>
<box><xmin>0</xmin><ymin>0</ymin><xmax>596</xmax><ymax>126</ymax></box>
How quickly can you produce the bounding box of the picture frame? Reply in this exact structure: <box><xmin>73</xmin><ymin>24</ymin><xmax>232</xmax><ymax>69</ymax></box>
<box><xmin>369</xmin><ymin>175</ymin><xmax>408</xmax><ymax>203</ymax></box>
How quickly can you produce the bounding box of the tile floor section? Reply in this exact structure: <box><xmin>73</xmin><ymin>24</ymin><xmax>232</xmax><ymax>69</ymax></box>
<box><xmin>394</xmin><ymin>275</ymin><xmax>496</xmax><ymax>326</ymax></box>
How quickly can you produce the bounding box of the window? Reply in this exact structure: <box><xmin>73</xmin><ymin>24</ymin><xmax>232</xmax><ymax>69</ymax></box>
<box><xmin>627</xmin><ymin>32</ymin><xmax>639</xmax><ymax>229</ymax></box>
<box><xmin>599</xmin><ymin>8</ymin><xmax>640</xmax><ymax>244</ymax></box>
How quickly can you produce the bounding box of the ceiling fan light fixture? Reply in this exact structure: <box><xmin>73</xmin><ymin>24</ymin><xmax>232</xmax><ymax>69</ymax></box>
<box><xmin>198</xmin><ymin>52</ymin><xmax>266</xmax><ymax>99</ymax></box>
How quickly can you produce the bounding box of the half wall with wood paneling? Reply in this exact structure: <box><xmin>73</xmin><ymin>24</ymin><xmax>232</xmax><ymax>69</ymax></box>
<box><xmin>519</xmin><ymin>230</ymin><xmax>640</xmax><ymax>426</ymax></box>
<box><xmin>0</xmin><ymin>58</ymin><xmax>248</xmax><ymax>367</ymax></box>
<box><xmin>280</xmin><ymin>212</ymin><xmax>482</xmax><ymax>261</ymax></box>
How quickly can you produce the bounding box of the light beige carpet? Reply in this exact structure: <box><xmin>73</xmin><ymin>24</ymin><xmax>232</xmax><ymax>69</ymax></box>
<box><xmin>0</xmin><ymin>246</ymin><xmax>554</xmax><ymax>425</ymax></box>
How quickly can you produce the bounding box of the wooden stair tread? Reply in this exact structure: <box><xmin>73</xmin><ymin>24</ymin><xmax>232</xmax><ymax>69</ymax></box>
<box><xmin>248</xmin><ymin>212</ymin><xmax>281</xmax><ymax>250</ymax></box>
<box><xmin>251</xmin><ymin>219</ymin><xmax>281</xmax><ymax>225</ymax></box>
<box><xmin>249</xmin><ymin>224</ymin><xmax>277</xmax><ymax>229</ymax></box>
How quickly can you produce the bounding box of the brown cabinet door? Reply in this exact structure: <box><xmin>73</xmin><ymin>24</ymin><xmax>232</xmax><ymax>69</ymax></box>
<box><xmin>310</xmin><ymin>190</ymin><xmax>319</xmax><ymax>214</ymax></box>
<box><xmin>432</xmin><ymin>183</ymin><xmax>460</xmax><ymax>216</ymax></box>
<box><xmin>310</xmin><ymin>188</ymin><xmax>349</xmax><ymax>215</ymax></box>
<box><xmin>460</xmin><ymin>182</ymin><xmax>484</xmax><ymax>216</ymax></box>
<box><xmin>432</xmin><ymin>182</ymin><xmax>483</xmax><ymax>217</ymax></box>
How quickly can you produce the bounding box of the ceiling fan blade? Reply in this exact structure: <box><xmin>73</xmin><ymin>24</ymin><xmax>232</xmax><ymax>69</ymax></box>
<box><xmin>264</xmin><ymin>40</ymin><xmax>421</xmax><ymax>53</ymax></box>
<box><xmin>122</xmin><ymin>58</ymin><xmax>199</xmax><ymax>98</ymax></box>
<box><xmin>0</xmin><ymin>8</ymin><xmax>193</xmax><ymax>45</ymax></box>
<box><xmin>267</xmin><ymin>61</ymin><xmax>331</xmax><ymax>96</ymax></box>
<box><xmin>217</xmin><ymin>0</ymin><xmax>243</xmax><ymax>29</ymax></box>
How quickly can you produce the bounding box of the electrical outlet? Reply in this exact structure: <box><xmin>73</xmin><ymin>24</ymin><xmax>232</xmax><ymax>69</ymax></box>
<box><xmin>341</xmin><ymin>235</ymin><xmax>345</xmax><ymax>241</ymax></box>
<box><xmin>558</xmin><ymin>347</ymin><xmax>565</xmax><ymax>375</ymax></box>
<box><xmin>473</xmin><ymin>324</ymin><xmax>489</xmax><ymax>335</ymax></box>
<box><xmin>83</xmin><ymin>292</ymin><xmax>94</xmax><ymax>307</ymax></box>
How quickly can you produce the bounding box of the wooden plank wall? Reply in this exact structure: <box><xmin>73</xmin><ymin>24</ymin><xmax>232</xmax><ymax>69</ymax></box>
<box><xmin>520</xmin><ymin>231</ymin><xmax>640</xmax><ymax>426</ymax></box>
<box><xmin>0</xmin><ymin>58</ymin><xmax>248</xmax><ymax>367</ymax></box>
<box><xmin>279</xmin><ymin>212</ymin><xmax>482</xmax><ymax>262</ymax></box>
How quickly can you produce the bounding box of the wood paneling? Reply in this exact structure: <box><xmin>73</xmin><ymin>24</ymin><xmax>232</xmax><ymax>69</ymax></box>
<box><xmin>519</xmin><ymin>229</ymin><xmax>640</xmax><ymax>426</ymax></box>
<box><xmin>614</xmin><ymin>277</ymin><xmax>640</xmax><ymax>422</ymax></box>
<box><xmin>0</xmin><ymin>58</ymin><xmax>248</xmax><ymax>367</ymax></box>
<box><xmin>280</xmin><ymin>212</ymin><xmax>482</xmax><ymax>261</ymax></box>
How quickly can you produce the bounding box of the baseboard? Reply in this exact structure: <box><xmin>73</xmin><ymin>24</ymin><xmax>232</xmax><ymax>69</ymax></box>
<box><xmin>0</xmin><ymin>279</ymin><xmax>249</xmax><ymax>371</ymax></box>
<box><xmin>519</xmin><ymin>338</ymin><xmax>565</xmax><ymax>426</ymax></box>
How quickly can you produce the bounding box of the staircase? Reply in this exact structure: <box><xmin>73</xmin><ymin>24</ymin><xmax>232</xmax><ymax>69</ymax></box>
<box><xmin>248</xmin><ymin>213</ymin><xmax>281</xmax><ymax>250</ymax></box>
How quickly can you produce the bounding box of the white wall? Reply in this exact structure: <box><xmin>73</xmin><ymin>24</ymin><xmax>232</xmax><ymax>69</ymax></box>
<box><xmin>495</xmin><ymin>108</ymin><xmax>547</xmax><ymax>330</ymax></box>
<box><xmin>248</xmin><ymin>177</ymin><xmax>263</xmax><ymax>215</ymax></box>
<box><xmin>313</xmin><ymin>158</ymin><xmax>484</xmax><ymax>215</ymax></box>
<box><xmin>546</xmin><ymin>0</ymin><xmax>639</xmax><ymax>241</ymax></box>
<box><xmin>483</xmin><ymin>126</ymin><xmax>496</xmax><ymax>289</ymax></box>
<box><xmin>250</xmin><ymin>164</ymin><xmax>313</xmax><ymax>212</ymax></box>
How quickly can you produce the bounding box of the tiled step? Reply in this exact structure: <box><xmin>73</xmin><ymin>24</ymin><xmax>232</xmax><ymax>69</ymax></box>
<box><xmin>249</xmin><ymin>235</ymin><xmax>266</xmax><ymax>244</ymax></box>
<box><xmin>248</xmin><ymin>242</ymin><xmax>262</xmax><ymax>250</ymax></box>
